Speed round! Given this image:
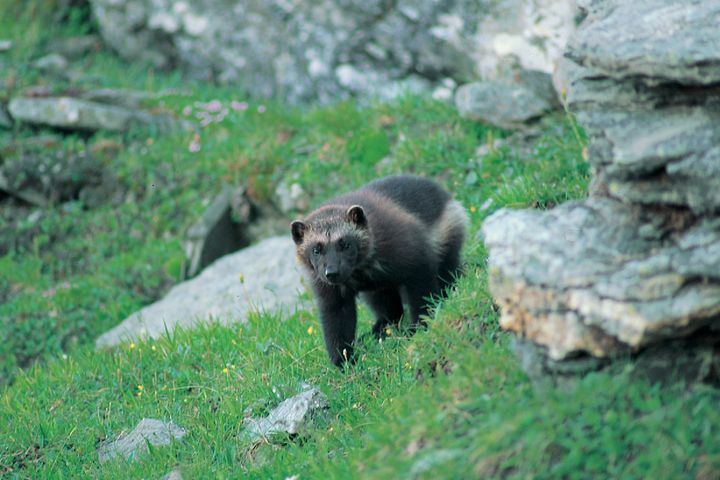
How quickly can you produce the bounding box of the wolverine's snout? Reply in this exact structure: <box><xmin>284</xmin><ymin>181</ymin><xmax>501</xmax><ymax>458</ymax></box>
<box><xmin>324</xmin><ymin>266</ymin><xmax>340</xmax><ymax>282</ymax></box>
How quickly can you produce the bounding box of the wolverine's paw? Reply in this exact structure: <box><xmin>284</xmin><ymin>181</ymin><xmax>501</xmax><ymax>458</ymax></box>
<box><xmin>330</xmin><ymin>346</ymin><xmax>356</xmax><ymax>369</ymax></box>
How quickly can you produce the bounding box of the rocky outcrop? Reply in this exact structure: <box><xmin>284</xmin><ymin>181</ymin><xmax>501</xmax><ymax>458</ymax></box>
<box><xmin>96</xmin><ymin>236</ymin><xmax>306</xmax><ymax>348</ymax></box>
<box><xmin>482</xmin><ymin>0</ymin><xmax>720</xmax><ymax>381</ymax></box>
<box><xmin>89</xmin><ymin>0</ymin><xmax>576</xmax><ymax>103</ymax></box>
<box><xmin>484</xmin><ymin>199</ymin><xmax>720</xmax><ymax>361</ymax></box>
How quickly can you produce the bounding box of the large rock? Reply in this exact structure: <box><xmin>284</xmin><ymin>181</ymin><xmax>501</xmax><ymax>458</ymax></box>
<box><xmin>89</xmin><ymin>0</ymin><xmax>575</xmax><ymax>103</ymax></box>
<box><xmin>7</xmin><ymin>97</ymin><xmax>176</xmax><ymax>133</ymax></box>
<box><xmin>455</xmin><ymin>80</ymin><xmax>553</xmax><ymax>128</ymax></box>
<box><xmin>96</xmin><ymin>236</ymin><xmax>306</xmax><ymax>348</ymax></box>
<box><xmin>483</xmin><ymin>199</ymin><xmax>720</xmax><ymax>360</ymax></box>
<box><xmin>482</xmin><ymin>0</ymin><xmax>720</xmax><ymax>382</ymax></box>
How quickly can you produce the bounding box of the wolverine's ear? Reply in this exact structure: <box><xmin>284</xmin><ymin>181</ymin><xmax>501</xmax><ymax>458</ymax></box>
<box><xmin>346</xmin><ymin>205</ymin><xmax>366</xmax><ymax>228</ymax></box>
<box><xmin>291</xmin><ymin>221</ymin><xmax>306</xmax><ymax>245</ymax></box>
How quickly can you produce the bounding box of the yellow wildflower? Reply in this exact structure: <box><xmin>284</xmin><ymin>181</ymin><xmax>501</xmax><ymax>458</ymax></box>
<box><xmin>137</xmin><ymin>385</ymin><xmax>144</xmax><ymax>391</ymax></box>
<box><xmin>222</xmin><ymin>367</ymin><xmax>229</xmax><ymax>374</ymax></box>
<box><xmin>470</xmin><ymin>206</ymin><xmax>477</xmax><ymax>213</ymax></box>
<box><xmin>307</xmin><ymin>326</ymin><xmax>314</xmax><ymax>335</ymax></box>
<box><xmin>385</xmin><ymin>327</ymin><xmax>392</xmax><ymax>336</ymax></box>
<box><xmin>129</xmin><ymin>342</ymin><xmax>136</xmax><ymax>350</ymax></box>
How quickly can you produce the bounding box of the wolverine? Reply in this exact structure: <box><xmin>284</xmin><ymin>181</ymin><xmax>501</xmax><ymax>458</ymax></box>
<box><xmin>291</xmin><ymin>175</ymin><xmax>468</xmax><ymax>366</ymax></box>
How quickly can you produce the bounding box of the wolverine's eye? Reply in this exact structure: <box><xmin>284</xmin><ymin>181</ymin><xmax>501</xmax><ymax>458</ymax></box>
<box><xmin>312</xmin><ymin>244</ymin><xmax>322</xmax><ymax>255</ymax></box>
<box><xmin>338</xmin><ymin>238</ymin><xmax>348</xmax><ymax>250</ymax></box>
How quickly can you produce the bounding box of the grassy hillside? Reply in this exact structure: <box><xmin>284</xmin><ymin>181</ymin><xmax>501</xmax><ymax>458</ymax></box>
<box><xmin>1</xmin><ymin>3</ymin><xmax>719</xmax><ymax>478</ymax></box>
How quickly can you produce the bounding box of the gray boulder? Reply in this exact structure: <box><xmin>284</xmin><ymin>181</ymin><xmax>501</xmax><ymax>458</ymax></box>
<box><xmin>89</xmin><ymin>0</ymin><xmax>576</xmax><ymax>103</ymax></box>
<box><xmin>244</xmin><ymin>385</ymin><xmax>328</xmax><ymax>441</ymax></box>
<box><xmin>455</xmin><ymin>80</ymin><xmax>553</xmax><ymax>129</ymax></box>
<box><xmin>96</xmin><ymin>236</ymin><xmax>306</xmax><ymax>348</ymax></box>
<box><xmin>97</xmin><ymin>418</ymin><xmax>186</xmax><ymax>463</ymax></box>
<box><xmin>7</xmin><ymin>97</ymin><xmax>176</xmax><ymax>133</ymax></box>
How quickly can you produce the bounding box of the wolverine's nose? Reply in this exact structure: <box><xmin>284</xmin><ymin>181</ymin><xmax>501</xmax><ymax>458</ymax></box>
<box><xmin>325</xmin><ymin>267</ymin><xmax>339</xmax><ymax>282</ymax></box>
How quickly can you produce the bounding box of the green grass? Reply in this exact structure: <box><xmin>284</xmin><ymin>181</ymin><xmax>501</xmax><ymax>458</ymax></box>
<box><xmin>2</xmin><ymin>2</ymin><xmax>719</xmax><ymax>478</ymax></box>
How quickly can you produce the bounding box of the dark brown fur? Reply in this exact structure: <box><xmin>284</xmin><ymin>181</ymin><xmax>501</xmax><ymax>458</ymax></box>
<box><xmin>291</xmin><ymin>175</ymin><xmax>468</xmax><ymax>366</ymax></box>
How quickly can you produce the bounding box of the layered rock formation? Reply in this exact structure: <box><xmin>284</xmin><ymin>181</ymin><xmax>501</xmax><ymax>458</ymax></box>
<box><xmin>482</xmin><ymin>0</ymin><xmax>720</xmax><ymax>381</ymax></box>
<box><xmin>89</xmin><ymin>0</ymin><xmax>575</xmax><ymax>103</ymax></box>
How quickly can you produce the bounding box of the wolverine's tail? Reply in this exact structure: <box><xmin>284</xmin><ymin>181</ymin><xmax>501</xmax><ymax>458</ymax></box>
<box><xmin>428</xmin><ymin>199</ymin><xmax>469</xmax><ymax>257</ymax></box>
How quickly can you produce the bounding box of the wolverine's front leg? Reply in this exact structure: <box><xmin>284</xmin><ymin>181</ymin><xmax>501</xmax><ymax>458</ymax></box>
<box><xmin>315</xmin><ymin>284</ymin><xmax>357</xmax><ymax>366</ymax></box>
<box><xmin>362</xmin><ymin>289</ymin><xmax>404</xmax><ymax>337</ymax></box>
<box><xmin>402</xmin><ymin>273</ymin><xmax>440</xmax><ymax>333</ymax></box>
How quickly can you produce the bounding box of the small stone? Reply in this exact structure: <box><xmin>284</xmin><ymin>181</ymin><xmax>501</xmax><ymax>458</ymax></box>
<box><xmin>49</xmin><ymin>35</ymin><xmax>100</xmax><ymax>58</ymax></box>
<box><xmin>33</xmin><ymin>53</ymin><xmax>69</xmax><ymax>73</ymax></box>
<box><xmin>97</xmin><ymin>418</ymin><xmax>186</xmax><ymax>463</ymax></box>
<box><xmin>161</xmin><ymin>469</ymin><xmax>183</xmax><ymax>480</ymax></box>
<box><xmin>274</xmin><ymin>181</ymin><xmax>309</xmax><ymax>214</ymax></box>
<box><xmin>410</xmin><ymin>449</ymin><xmax>463</xmax><ymax>476</ymax></box>
<box><xmin>464</xmin><ymin>171</ymin><xmax>478</xmax><ymax>186</ymax></box>
<box><xmin>0</xmin><ymin>40</ymin><xmax>13</xmax><ymax>51</ymax></box>
<box><xmin>244</xmin><ymin>385</ymin><xmax>328</xmax><ymax>441</ymax></box>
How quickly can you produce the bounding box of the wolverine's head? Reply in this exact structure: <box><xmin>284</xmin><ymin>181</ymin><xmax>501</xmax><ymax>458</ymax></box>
<box><xmin>291</xmin><ymin>205</ymin><xmax>370</xmax><ymax>285</ymax></box>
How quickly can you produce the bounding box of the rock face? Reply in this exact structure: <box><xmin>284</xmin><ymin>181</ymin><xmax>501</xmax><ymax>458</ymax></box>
<box><xmin>484</xmin><ymin>199</ymin><xmax>720</xmax><ymax>361</ymax></box>
<box><xmin>96</xmin><ymin>236</ymin><xmax>306</xmax><ymax>348</ymax></box>
<box><xmin>482</xmin><ymin>0</ymin><xmax>720</xmax><ymax>380</ymax></box>
<box><xmin>89</xmin><ymin>0</ymin><xmax>576</xmax><ymax>103</ymax></box>
<box><xmin>97</xmin><ymin>418</ymin><xmax>186</xmax><ymax>463</ymax></box>
<box><xmin>244</xmin><ymin>385</ymin><xmax>328</xmax><ymax>441</ymax></box>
